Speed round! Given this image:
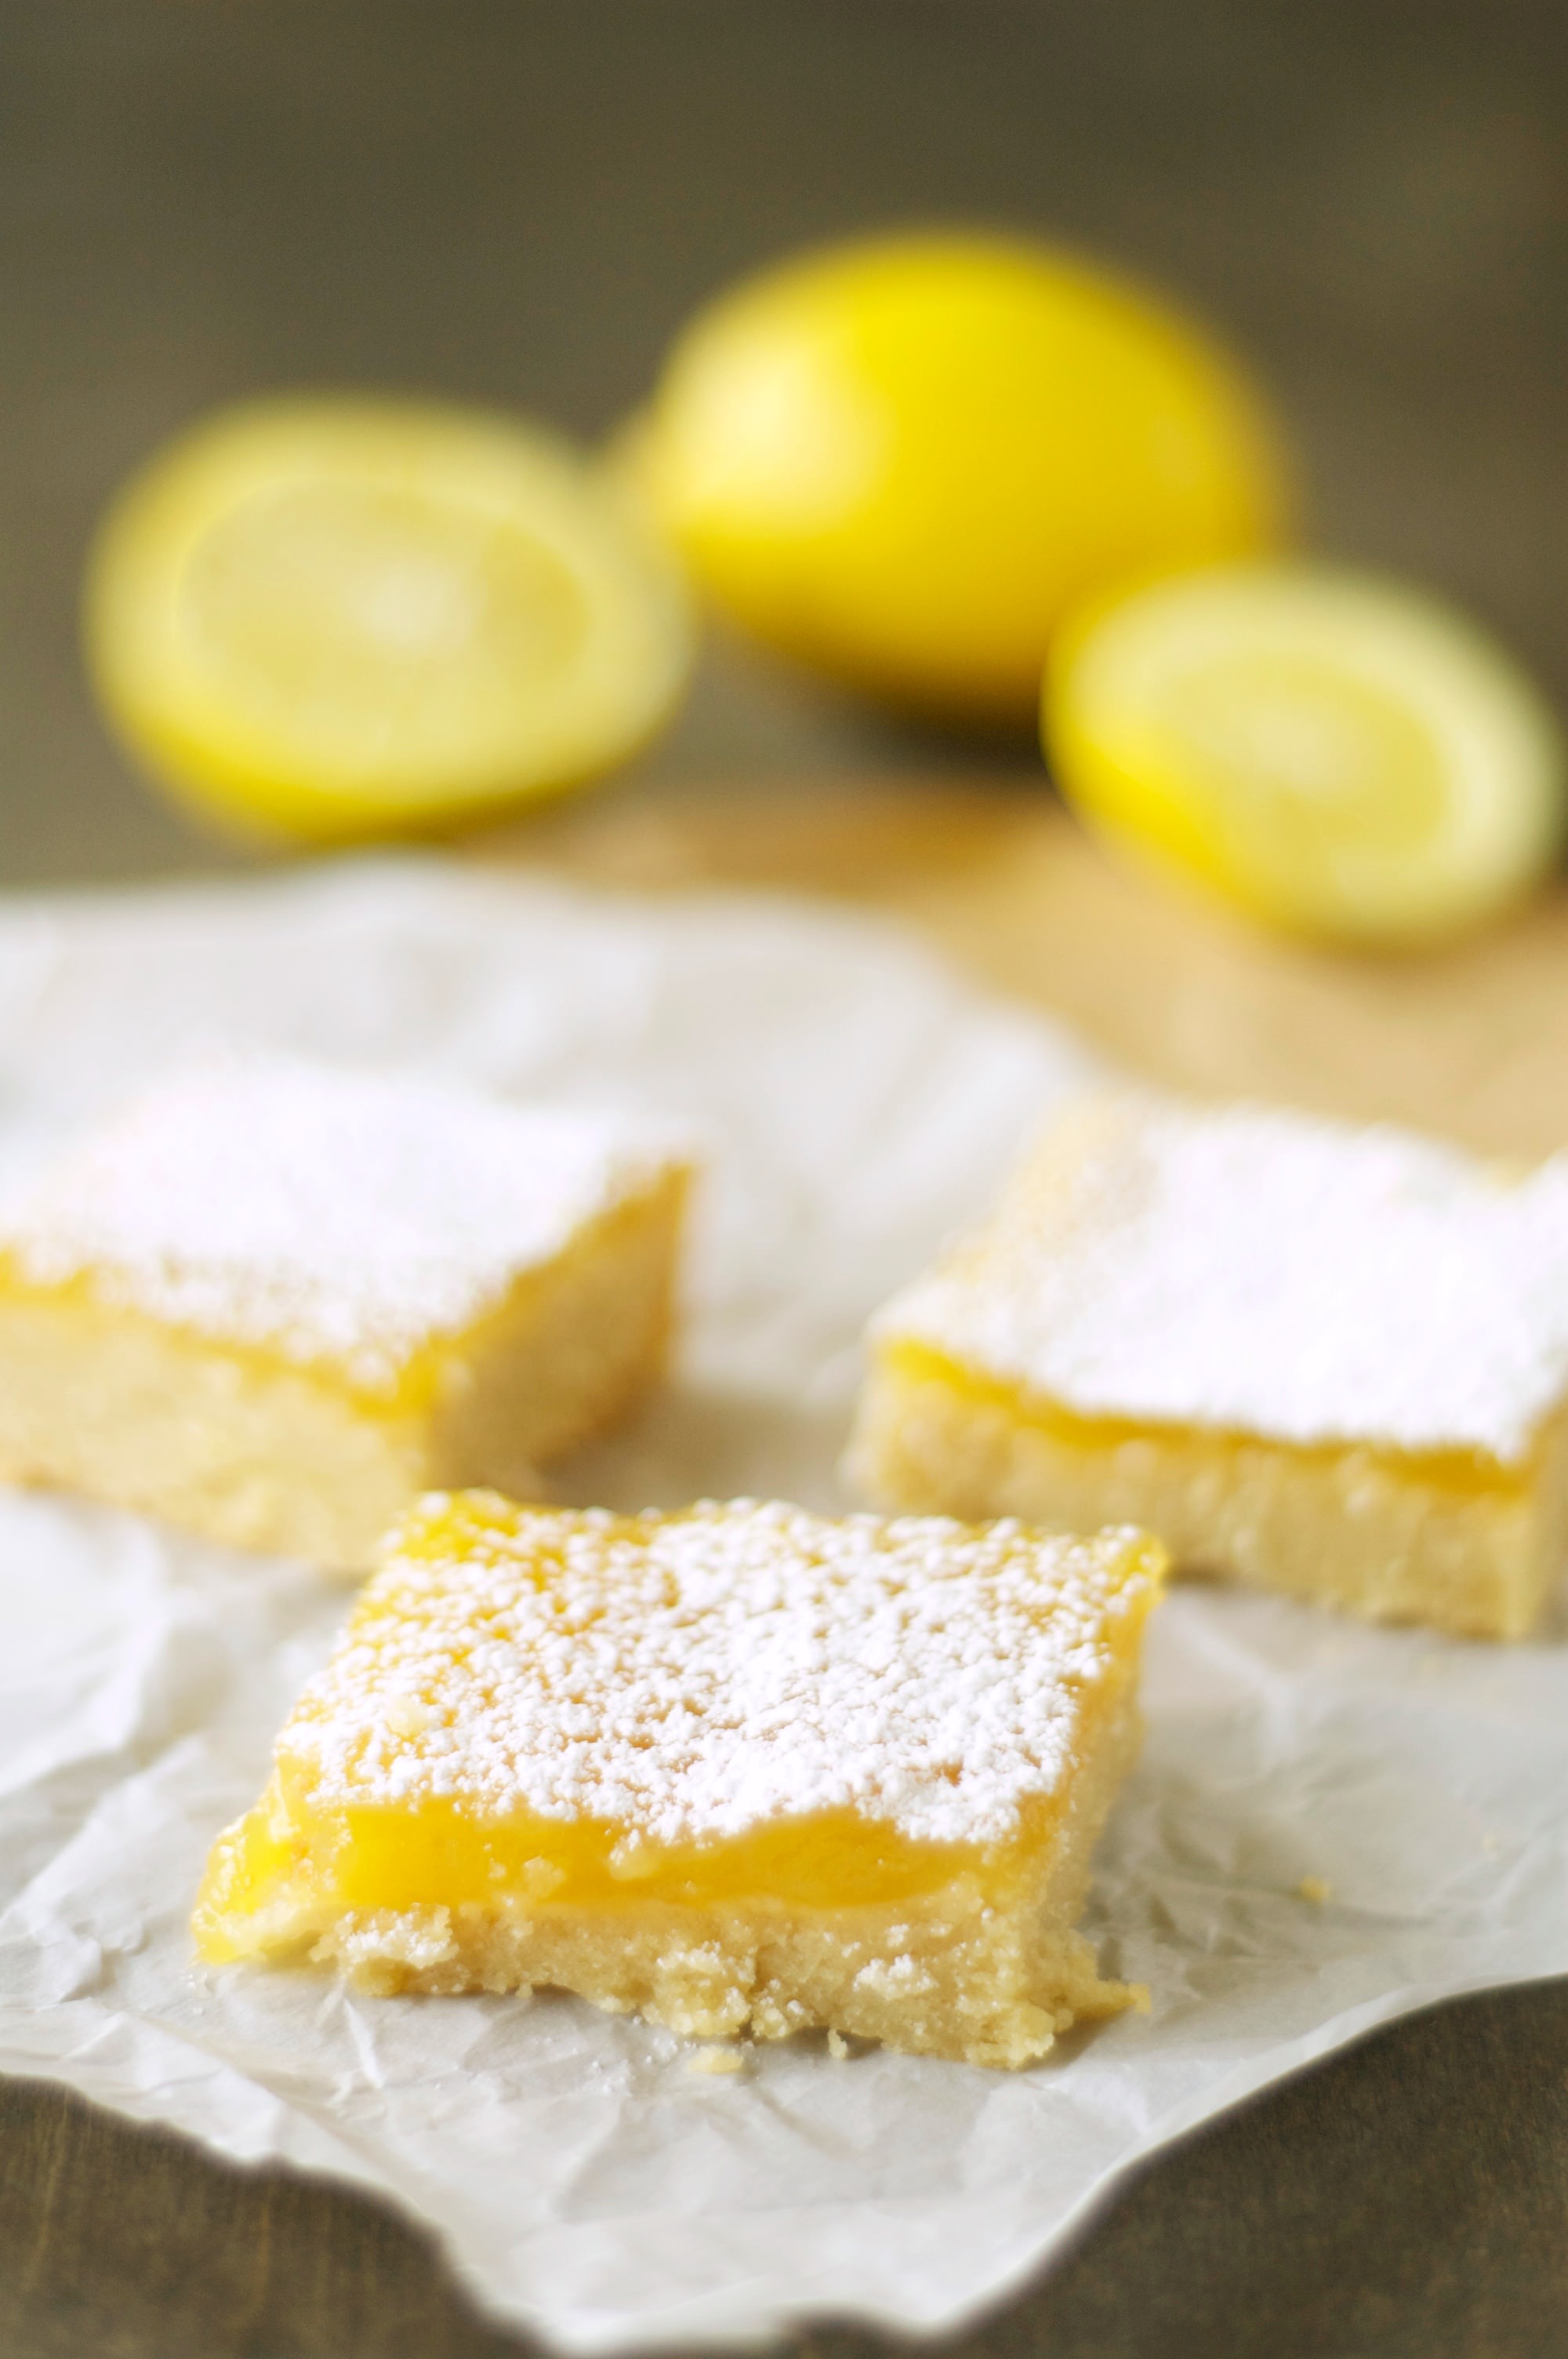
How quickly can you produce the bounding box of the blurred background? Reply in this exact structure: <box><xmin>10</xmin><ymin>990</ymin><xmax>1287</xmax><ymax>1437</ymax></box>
<box><xmin>3</xmin><ymin>0</ymin><xmax>1565</xmax><ymax>886</ymax></box>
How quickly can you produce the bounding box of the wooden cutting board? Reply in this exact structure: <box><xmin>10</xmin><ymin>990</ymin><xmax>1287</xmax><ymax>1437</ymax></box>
<box><xmin>482</xmin><ymin>779</ymin><xmax>1568</xmax><ymax>1160</ymax></box>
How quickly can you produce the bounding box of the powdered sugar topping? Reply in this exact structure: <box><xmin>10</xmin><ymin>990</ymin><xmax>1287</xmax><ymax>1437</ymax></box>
<box><xmin>879</xmin><ymin>1092</ymin><xmax>1568</xmax><ymax>1463</ymax></box>
<box><xmin>284</xmin><ymin>1496</ymin><xmax>1158</xmax><ymax>1848</ymax></box>
<box><xmin>0</xmin><ymin>1058</ymin><xmax>684</xmax><ymax>1390</ymax></box>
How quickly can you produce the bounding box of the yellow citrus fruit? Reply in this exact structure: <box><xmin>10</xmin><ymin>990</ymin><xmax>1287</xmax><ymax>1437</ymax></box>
<box><xmin>1045</xmin><ymin>563</ymin><xmax>1566</xmax><ymax>945</ymax></box>
<box><xmin>630</xmin><ymin>231</ymin><xmax>1289</xmax><ymax>722</ymax></box>
<box><xmin>85</xmin><ymin>397</ymin><xmax>694</xmax><ymax>843</ymax></box>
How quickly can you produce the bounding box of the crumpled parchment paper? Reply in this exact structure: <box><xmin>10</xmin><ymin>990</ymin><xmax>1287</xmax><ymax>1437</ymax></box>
<box><xmin>0</xmin><ymin>856</ymin><xmax>1562</xmax><ymax>2354</ymax></box>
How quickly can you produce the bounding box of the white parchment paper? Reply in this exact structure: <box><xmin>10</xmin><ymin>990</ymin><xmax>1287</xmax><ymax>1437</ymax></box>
<box><xmin>0</xmin><ymin>856</ymin><xmax>1562</xmax><ymax>2353</ymax></box>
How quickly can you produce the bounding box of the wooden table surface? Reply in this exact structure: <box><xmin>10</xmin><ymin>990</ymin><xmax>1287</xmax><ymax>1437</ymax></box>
<box><xmin>495</xmin><ymin>780</ymin><xmax>1568</xmax><ymax>1158</ymax></box>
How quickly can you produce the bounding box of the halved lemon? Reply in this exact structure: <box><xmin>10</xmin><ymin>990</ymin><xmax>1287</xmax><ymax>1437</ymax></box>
<box><xmin>85</xmin><ymin>397</ymin><xmax>694</xmax><ymax>842</ymax></box>
<box><xmin>1045</xmin><ymin>564</ymin><xmax>1566</xmax><ymax>946</ymax></box>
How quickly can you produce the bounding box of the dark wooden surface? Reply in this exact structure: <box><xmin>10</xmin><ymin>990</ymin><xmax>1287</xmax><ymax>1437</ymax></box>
<box><xmin>5</xmin><ymin>4</ymin><xmax>1568</xmax><ymax>2352</ymax></box>
<box><xmin>5</xmin><ymin>1981</ymin><xmax>1568</xmax><ymax>2359</ymax></box>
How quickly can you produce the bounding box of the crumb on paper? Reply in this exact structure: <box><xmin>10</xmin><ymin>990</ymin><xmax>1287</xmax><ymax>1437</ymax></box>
<box><xmin>687</xmin><ymin>2045</ymin><xmax>745</xmax><ymax>2077</ymax></box>
<box><xmin>1127</xmin><ymin>1981</ymin><xmax>1151</xmax><ymax>2015</ymax></box>
<box><xmin>1297</xmin><ymin>1876</ymin><xmax>1332</xmax><ymax>1906</ymax></box>
<box><xmin>827</xmin><ymin>2029</ymin><xmax>849</xmax><ymax>2060</ymax></box>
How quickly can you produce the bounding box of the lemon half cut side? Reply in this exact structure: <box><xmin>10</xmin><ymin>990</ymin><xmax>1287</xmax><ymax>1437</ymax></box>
<box><xmin>1045</xmin><ymin>564</ymin><xmax>1566</xmax><ymax>947</ymax></box>
<box><xmin>86</xmin><ymin>398</ymin><xmax>695</xmax><ymax>843</ymax></box>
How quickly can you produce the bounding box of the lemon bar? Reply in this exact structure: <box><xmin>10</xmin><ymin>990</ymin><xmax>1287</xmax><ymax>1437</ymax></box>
<box><xmin>0</xmin><ymin>1061</ymin><xmax>690</xmax><ymax>1568</ymax></box>
<box><xmin>194</xmin><ymin>1492</ymin><xmax>1165</xmax><ymax>2069</ymax></box>
<box><xmin>850</xmin><ymin>1092</ymin><xmax>1568</xmax><ymax>1640</ymax></box>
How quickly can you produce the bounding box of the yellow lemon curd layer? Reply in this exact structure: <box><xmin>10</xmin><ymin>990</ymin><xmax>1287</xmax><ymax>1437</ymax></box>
<box><xmin>196</xmin><ymin>1780</ymin><xmax>1079</xmax><ymax>1954</ymax></box>
<box><xmin>880</xmin><ymin>1339</ymin><xmax>1529</xmax><ymax>1502</ymax></box>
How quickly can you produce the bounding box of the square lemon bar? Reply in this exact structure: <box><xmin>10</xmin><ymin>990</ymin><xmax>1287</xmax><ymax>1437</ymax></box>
<box><xmin>850</xmin><ymin>1092</ymin><xmax>1568</xmax><ymax>1640</ymax></box>
<box><xmin>194</xmin><ymin>1492</ymin><xmax>1165</xmax><ymax>2068</ymax></box>
<box><xmin>0</xmin><ymin>1060</ymin><xmax>690</xmax><ymax>1568</ymax></box>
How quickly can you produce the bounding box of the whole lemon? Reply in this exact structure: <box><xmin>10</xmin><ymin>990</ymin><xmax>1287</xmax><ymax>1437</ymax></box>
<box><xmin>633</xmin><ymin>232</ymin><xmax>1291</xmax><ymax>723</ymax></box>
